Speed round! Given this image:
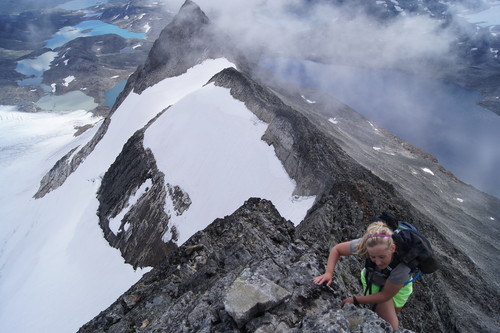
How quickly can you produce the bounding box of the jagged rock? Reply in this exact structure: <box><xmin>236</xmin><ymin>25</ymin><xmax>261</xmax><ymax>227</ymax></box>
<box><xmin>209</xmin><ymin>67</ymin><xmax>359</xmax><ymax>197</ymax></box>
<box><xmin>78</xmin><ymin>198</ymin><xmax>414</xmax><ymax>333</ymax></box>
<box><xmin>167</xmin><ymin>184</ymin><xmax>192</xmax><ymax>216</ymax></box>
<box><xmin>302</xmin><ymin>304</ymin><xmax>388</xmax><ymax>333</ymax></box>
<box><xmin>224</xmin><ymin>268</ymin><xmax>292</xmax><ymax>328</ymax></box>
<box><xmin>96</xmin><ymin>119</ymin><xmax>179</xmax><ymax>268</ymax></box>
<box><xmin>34</xmin><ymin>147</ymin><xmax>78</xmax><ymax>199</ymax></box>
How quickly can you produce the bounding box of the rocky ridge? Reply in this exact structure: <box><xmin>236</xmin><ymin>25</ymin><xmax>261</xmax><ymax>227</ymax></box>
<box><xmin>78</xmin><ymin>198</ymin><xmax>414</xmax><ymax>333</ymax></box>
<box><xmin>33</xmin><ymin>1</ymin><xmax>499</xmax><ymax>332</ymax></box>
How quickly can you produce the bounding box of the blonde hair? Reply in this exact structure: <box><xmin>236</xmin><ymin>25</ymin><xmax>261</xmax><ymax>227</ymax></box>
<box><xmin>356</xmin><ymin>221</ymin><xmax>394</xmax><ymax>257</ymax></box>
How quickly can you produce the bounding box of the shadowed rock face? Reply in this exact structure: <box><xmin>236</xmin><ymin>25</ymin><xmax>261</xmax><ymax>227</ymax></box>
<box><xmin>209</xmin><ymin>67</ymin><xmax>360</xmax><ymax>197</ymax></box>
<box><xmin>96</xmin><ymin>127</ymin><xmax>177</xmax><ymax>269</ymax></box>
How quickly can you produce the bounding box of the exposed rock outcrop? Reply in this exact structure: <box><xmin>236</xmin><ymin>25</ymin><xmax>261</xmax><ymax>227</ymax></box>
<box><xmin>96</xmin><ymin>126</ymin><xmax>175</xmax><ymax>268</ymax></box>
<box><xmin>78</xmin><ymin>198</ymin><xmax>414</xmax><ymax>333</ymax></box>
<box><xmin>224</xmin><ymin>268</ymin><xmax>292</xmax><ymax>328</ymax></box>
<box><xmin>209</xmin><ymin>67</ymin><xmax>358</xmax><ymax>197</ymax></box>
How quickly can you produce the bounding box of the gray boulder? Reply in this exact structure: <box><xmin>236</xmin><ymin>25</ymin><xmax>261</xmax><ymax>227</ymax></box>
<box><xmin>224</xmin><ymin>268</ymin><xmax>292</xmax><ymax>328</ymax></box>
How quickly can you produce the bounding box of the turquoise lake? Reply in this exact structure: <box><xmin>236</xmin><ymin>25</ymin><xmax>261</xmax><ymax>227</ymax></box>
<box><xmin>45</xmin><ymin>20</ymin><xmax>146</xmax><ymax>49</ymax></box>
<box><xmin>36</xmin><ymin>91</ymin><xmax>98</xmax><ymax>111</ymax></box>
<box><xmin>104</xmin><ymin>80</ymin><xmax>127</xmax><ymax>107</ymax></box>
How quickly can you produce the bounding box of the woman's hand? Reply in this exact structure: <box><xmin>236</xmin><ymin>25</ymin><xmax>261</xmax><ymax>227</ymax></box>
<box><xmin>340</xmin><ymin>297</ymin><xmax>354</xmax><ymax>307</ymax></box>
<box><xmin>313</xmin><ymin>272</ymin><xmax>333</xmax><ymax>286</ymax></box>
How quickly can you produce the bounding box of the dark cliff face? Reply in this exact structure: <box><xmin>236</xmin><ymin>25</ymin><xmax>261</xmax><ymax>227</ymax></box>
<box><xmin>96</xmin><ymin>124</ymin><xmax>176</xmax><ymax>269</ymax></box>
<box><xmin>209</xmin><ymin>67</ymin><xmax>361</xmax><ymax>197</ymax></box>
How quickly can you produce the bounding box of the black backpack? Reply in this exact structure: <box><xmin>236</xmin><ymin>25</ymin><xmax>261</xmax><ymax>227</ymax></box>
<box><xmin>392</xmin><ymin>221</ymin><xmax>439</xmax><ymax>275</ymax></box>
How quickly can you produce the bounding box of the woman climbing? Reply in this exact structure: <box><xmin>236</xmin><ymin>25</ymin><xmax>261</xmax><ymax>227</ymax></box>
<box><xmin>312</xmin><ymin>221</ymin><xmax>414</xmax><ymax>330</ymax></box>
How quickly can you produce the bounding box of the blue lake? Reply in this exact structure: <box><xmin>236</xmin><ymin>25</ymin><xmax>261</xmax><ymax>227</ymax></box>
<box><xmin>45</xmin><ymin>20</ymin><xmax>146</xmax><ymax>49</ymax></box>
<box><xmin>262</xmin><ymin>58</ymin><xmax>500</xmax><ymax>198</ymax></box>
<box><xmin>16</xmin><ymin>51</ymin><xmax>59</xmax><ymax>86</ymax></box>
<box><xmin>104</xmin><ymin>80</ymin><xmax>127</xmax><ymax>107</ymax></box>
<box><xmin>36</xmin><ymin>91</ymin><xmax>98</xmax><ymax>111</ymax></box>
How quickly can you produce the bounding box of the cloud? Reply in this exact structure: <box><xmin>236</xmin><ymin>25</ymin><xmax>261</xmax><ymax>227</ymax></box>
<box><xmin>176</xmin><ymin>0</ymin><xmax>458</xmax><ymax>71</ymax></box>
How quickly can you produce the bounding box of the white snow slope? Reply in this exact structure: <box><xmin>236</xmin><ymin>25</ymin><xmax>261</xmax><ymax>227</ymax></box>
<box><xmin>0</xmin><ymin>58</ymin><xmax>315</xmax><ymax>333</ymax></box>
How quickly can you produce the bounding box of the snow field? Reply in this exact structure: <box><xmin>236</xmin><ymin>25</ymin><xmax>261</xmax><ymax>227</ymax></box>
<box><xmin>144</xmin><ymin>83</ymin><xmax>316</xmax><ymax>244</ymax></box>
<box><xmin>0</xmin><ymin>109</ymin><xmax>118</xmax><ymax>333</ymax></box>
<box><xmin>0</xmin><ymin>58</ymin><xmax>239</xmax><ymax>333</ymax></box>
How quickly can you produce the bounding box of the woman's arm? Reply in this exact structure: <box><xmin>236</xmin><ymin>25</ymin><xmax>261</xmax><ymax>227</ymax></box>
<box><xmin>313</xmin><ymin>241</ymin><xmax>352</xmax><ymax>286</ymax></box>
<box><xmin>340</xmin><ymin>280</ymin><xmax>403</xmax><ymax>306</ymax></box>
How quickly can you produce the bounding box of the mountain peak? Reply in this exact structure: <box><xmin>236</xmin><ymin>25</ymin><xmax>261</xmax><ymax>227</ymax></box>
<box><xmin>131</xmin><ymin>0</ymin><xmax>215</xmax><ymax>93</ymax></box>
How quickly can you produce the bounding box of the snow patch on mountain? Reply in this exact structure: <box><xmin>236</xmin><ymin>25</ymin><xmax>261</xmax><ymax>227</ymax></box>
<box><xmin>421</xmin><ymin>167</ymin><xmax>435</xmax><ymax>175</ymax></box>
<box><xmin>63</xmin><ymin>75</ymin><xmax>76</xmax><ymax>86</ymax></box>
<box><xmin>328</xmin><ymin>117</ymin><xmax>338</xmax><ymax>124</ymax></box>
<box><xmin>144</xmin><ymin>82</ymin><xmax>316</xmax><ymax>244</ymax></box>
<box><xmin>109</xmin><ymin>178</ymin><xmax>153</xmax><ymax>235</ymax></box>
<box><xmin>301</xmin><ymin>95</ymin><xmax>316</xmax><ymax>104</ymax></box>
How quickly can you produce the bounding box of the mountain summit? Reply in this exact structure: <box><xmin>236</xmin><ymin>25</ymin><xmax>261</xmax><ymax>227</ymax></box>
<box><xmin>132</xmin><ymin>0</ymin><xmax>216</xmax><ymax>93</ymax></box>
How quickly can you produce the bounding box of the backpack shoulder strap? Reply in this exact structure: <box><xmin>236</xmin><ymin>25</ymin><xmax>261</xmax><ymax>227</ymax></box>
<box><xmin>363</xmin><ymin>254</ymin><xmax>400</xmax><ymax>294</ymax></box>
